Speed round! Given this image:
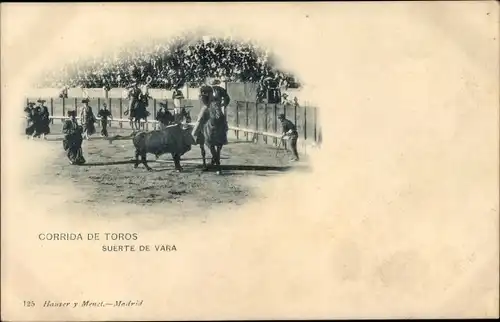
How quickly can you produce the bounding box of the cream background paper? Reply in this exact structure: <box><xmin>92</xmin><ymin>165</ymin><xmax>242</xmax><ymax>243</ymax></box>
<box><xmin>1</xmin><ymin>2</ymin><xmax>499</xmax><ymax>320</ymax></box>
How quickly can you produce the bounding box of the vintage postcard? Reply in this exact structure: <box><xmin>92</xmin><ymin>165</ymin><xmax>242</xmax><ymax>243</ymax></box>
<box><xmin>1</xmin><ymin>2</ymin><xmax>498</xmax><ymax>321</ymax></box>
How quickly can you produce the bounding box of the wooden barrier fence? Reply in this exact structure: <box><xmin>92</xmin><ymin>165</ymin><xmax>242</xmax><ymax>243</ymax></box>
<box><xmin>26</xmin><ymin>97</ymin><xmax>322</xmax><ymax>153</ymax></box>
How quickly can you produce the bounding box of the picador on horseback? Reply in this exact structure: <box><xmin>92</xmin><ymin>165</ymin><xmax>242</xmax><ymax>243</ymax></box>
<box><xmin>124</xmin><ymin>76</ymin><xmax>152</xmax><ymax>132</ymax></box>
<box><xmin>192</xmin><ymin>81</ymin><xmax>230</xmax><ymax>175</ymax></box>
<box><xmin>155</xmin><ymin>101</ymin><xmax>174</xmax><ymax>130</ymax></box>
<box><xmin>208</xmin><ymin>79</ymin><xmax>231</xmax><ymax>116</ymax></box>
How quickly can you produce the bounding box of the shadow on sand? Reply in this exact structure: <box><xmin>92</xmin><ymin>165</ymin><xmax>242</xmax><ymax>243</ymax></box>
<box><xmin>45</xmin><ymin>136</ymin><xmax>266</xmax><ymax>145</ymax></box>
<box><xmin>80</xmin><ymin>157</ymin><xmax>229</xmax><ymax>167</ymax></box>
<box><xmin>42</xmin><ymin>135</ymin><xmax>135</xmax><ymax>143</ymax></box>
<box><xmin>79</xmin><ymin>159</ymin><xmax>304</xmax><ymax>174</ymax></box>
<box><xmin>139</xmin><ymin>164</ymin><xmax>301</xmax><ymax>174</ymax></box>
<box><xmin>218</xmin><ymin>164</ymin><xmax>293</xmax><ymax>172</ymax></box>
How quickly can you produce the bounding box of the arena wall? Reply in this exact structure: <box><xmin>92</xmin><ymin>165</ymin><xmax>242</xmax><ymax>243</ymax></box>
<box><xmin>23</xmin><ymin>82</ymin><xmax>319</xmax><ymax>155</ymax></box>
<box><xmin>26</xmin><ymin>82</ymin><xmax>306</xmax><ymax>103</ymax></box>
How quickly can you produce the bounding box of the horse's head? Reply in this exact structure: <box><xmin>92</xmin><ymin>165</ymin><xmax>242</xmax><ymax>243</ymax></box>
<box><xmin>199</xmin><ymin>85</ymin><xmax>214</xmax><ymax>105</ymax></box>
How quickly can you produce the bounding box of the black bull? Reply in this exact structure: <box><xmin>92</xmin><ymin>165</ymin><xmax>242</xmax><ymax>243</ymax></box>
<box><xmin>133</xmin><ymin>125</ymin><xmax>195</xmax><ymax>172</ymax></box>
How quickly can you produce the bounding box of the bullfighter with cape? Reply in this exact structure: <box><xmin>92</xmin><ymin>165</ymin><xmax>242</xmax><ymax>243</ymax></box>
<box><xmin>63</xmin><ymin>110</ymin><xmax>86</xmax><ymax>165</ymax></box>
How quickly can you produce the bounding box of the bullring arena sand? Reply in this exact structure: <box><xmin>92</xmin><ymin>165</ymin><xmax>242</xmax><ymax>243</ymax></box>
<box><xmin>1</xmin><ymin>2</ymin><xmax>499</xmax><ymax>321</ymax></box>
<box><xmin>20</xmin><ymin>125</ymin><xmax>311</xmax><ymax>212</ymax></box>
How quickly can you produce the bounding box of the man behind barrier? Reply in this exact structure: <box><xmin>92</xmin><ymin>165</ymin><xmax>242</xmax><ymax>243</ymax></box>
<box><xmin>278</xmin><ymin>113</ymin><xmax>299</xmax><ymax>162</ymax></box>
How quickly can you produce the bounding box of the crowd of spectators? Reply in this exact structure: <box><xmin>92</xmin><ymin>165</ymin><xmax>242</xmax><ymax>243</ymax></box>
<box><xmin>38</xmin><ymin>34</ymin><xmax>300</xmax><ymax>91</ymax></box>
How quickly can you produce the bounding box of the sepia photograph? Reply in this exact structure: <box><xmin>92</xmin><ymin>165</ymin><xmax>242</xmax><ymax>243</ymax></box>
<box><xmin>21</xmin><ymin>31</ymin><xmax>318</xmax><ymax>206</ymax></box>
<box><xmin>1</xmin><ymin>2</ymin><xmax>499</xmax><ymax>321</ymax></box>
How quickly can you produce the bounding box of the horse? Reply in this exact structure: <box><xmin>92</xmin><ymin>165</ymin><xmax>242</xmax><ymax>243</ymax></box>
<box><xmin>132</xmin><ymin>99</ymin><xmax>151</xmax><ymax>132</ymax></box>
<box><xmin>155</xmin><ymin>104</ymin><xmax>175</xmax><ymax>130</ymax></box>
<box><xmin>192</xmin><ymin>86</ymin><xmax>229</xmax><ymax>175</ymax></box>
<box><xmin>125</xmin><ymin>78</ymin><xmax>152</xmax><ymax>132</ymax></box>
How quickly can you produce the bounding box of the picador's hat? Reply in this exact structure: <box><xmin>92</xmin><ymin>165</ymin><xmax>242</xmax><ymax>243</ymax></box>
<box><xmin>82</xmin><ymin>98</ymin><xmax>90</xmax><ymax>103</ymax></box>
<box><xmin>67</xmin><ymin>110</ymin><xmax>77</xmax><ymax>117</ymax></box>
<box><xmin>199</xmin><ymin>85</ymin><xmax>213</xmax><ymax>97</ymax></box>
<box><xmin>37</xmin><ymin>98</ymin><xmax>46</xmax><ymax>103</ymax></box>
<box><xmin>210</xmin><ymin>79</ymin><xmax>221</xmax><ymax>86</ymax></box>
<box><xmin>27</xmin><ymin>102</ymin><xmax>35</xmax><ymax>106</ymax></box>
<box><xmin>278</xmin><ymin>113</ymin><xmax>285</xmax><ymax>120</ymax></box>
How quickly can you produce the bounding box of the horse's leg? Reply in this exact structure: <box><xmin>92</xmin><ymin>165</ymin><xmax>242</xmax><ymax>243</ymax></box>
<box><xmin>215</xmin><ymin>145</ymin><xmax>223</xmax><ymax>174</ymax></box>
<box><xmin>130</xmin><ymin>118</ymin><xmax>136</xmax><ymax>132</ymax></box>
<box><xmin>208</xmin><ymin>145</ymin><xmax>221</xmax><ymax>174</ymax></box>
<box><xmin>141</xmin><ymin>152</ymin><xmax>152</xmax><ymax>171</ymax></box>
<box><xmin>210</xmin><ymin>144</ymin><xmax>216</xmax><ymax>165</ymax></box>
<box><xmin>67</xmin><ymin>149</ymin><xmax>74</xmax><ymax>164</ymax></box>
<box><xmin>200</xmin><ymin>144</ymin><xmax>208</xmax><ymax>170</ymax></box>
<box><xmin>215</xmin><ymin>145</ymin><xmax>222</xmax><ymax>166</ymax></box>
<box><xmin>139</xmin><ymin>113</ymin><xmax>144</xmax><ymax>130</ymax></box>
